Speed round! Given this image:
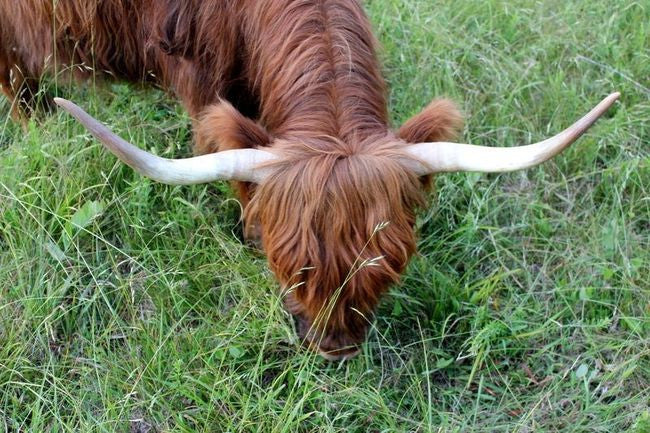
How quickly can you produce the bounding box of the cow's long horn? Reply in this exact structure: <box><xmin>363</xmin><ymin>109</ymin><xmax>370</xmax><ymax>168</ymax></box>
<box><xmin>54</xmin><ymin>98</ymin><xmax>277</xmax><ymax>184</ymax></box>
<box><xmin>405</xmin><ymin>93</ymin><xmax>619</xmax><ymax>175</ymax></box>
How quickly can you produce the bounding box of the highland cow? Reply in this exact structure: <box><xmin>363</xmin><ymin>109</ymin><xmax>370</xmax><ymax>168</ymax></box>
<box><xmin>0</xmin><ymin>0</ymin><xmax>618</xmax><ymax>360</ymax></box>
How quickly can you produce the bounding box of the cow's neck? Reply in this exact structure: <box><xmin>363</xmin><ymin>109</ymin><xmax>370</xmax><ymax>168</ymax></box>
<box><xmin>243</xmin><ymin>0</ymin><xmax>389</xmax><ymax>145</ymax></box>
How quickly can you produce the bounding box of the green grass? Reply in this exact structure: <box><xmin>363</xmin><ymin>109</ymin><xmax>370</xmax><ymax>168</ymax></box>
<box><xmin>1</xmin><ymin>0</ymin><xmax>648</xmax><ymax>431</ymax></box>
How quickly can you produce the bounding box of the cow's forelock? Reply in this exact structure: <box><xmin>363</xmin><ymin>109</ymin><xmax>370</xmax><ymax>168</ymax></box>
<box><xmin>247</xmin><ymin>136</ymin><xmax>425</xmax><ymax>357</ymax></box>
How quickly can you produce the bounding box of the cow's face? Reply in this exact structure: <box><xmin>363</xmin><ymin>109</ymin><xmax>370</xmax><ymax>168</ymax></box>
<box><xmin>247</xmin><ymin>136</ymin><xmax>427</xmax><ymax>360</ymax></box>
<box><xmin>194</xmin><ymin>99</ymin><xmax>463</xmax><ymax>360</ymax></box>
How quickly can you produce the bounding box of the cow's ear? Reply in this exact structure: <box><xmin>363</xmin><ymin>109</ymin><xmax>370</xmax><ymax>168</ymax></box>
<box><xmin>195</xmin><ymin>99</ymin><xmax>272</xmax><ymax>155</ymax></box>
<box><xmin>398</xmin><ymin>98</ymin><xmax>464</xmax><ymax>143</ymax></box>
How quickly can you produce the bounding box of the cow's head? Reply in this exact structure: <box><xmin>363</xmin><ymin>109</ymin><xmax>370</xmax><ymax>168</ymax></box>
<box><xmin>54</xmin><ymin>93</ymin><xmax>619</xmax><ymax>360</ymax></box>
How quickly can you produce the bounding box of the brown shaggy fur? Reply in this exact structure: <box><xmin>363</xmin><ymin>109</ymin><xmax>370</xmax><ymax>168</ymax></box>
<box><xmin>0</xmin><ymin>0</ymin><xmax>463</xmax><ymax>357</ymax></box>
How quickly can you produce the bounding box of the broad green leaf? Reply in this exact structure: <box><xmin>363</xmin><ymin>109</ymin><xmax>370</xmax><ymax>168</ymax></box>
<box><xmin>63</xmin><ymin>200</ymin><xmax>105</xmax><ymax>249</ymax></box>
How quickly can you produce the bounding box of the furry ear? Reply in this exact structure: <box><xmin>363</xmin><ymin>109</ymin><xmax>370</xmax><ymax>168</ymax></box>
<box><xmin>194</xmin><ymin>99</ymin><xmax>272</xmax><ymax>155</ymax></box>
<box><xmin>398</xmin><ymin>98</ymin><xmax>464</xmax><ymax>143</ymax></box>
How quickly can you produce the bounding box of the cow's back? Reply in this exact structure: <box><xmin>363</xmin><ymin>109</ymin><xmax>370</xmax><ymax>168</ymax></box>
<box><xmin>0</xmin><ymin>0</ymin><xmax>247</xmax><ymax>117</ymax></box>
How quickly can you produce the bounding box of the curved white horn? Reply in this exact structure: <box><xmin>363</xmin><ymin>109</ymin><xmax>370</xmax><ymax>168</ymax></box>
<box><xmin>54</xmin><ymin>98</ymin><xmax>277</xmax><ymax>184</ymax></box>
<box><xmin>405</xmin><ymin>92</ymin><xmax>620</xmax><ymax>175</ymax></box>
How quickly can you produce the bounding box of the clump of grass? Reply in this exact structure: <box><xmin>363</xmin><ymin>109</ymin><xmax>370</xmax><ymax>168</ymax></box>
<box><xmin>1</xmin><ymin>0</ymin><xmax>648</xmax><ymax>431</ymax></box>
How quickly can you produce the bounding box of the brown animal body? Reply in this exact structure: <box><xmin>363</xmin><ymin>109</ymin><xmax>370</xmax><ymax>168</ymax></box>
<box><xmin>0</xmin><ymin>1</ymin><xmax>617</xmax><ymax>360</ymax></box>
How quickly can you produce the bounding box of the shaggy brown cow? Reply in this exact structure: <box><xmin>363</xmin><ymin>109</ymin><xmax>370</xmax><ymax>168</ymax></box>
<box><xmin>0</xmin><ymin>0</ymin><xmax>618</xmax><ymax>360</ymax></box>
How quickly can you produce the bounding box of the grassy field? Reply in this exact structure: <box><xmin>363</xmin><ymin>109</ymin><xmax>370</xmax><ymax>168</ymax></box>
<box><xmin>1</xmin><ymin>0</ymin><xmax>648</xmax><ymax>431</ymax></box>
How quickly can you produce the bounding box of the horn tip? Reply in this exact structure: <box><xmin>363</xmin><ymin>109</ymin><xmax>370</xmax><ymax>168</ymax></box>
<box><xmin>599</xmin><ymin>92</ymin><xmax>620</xmax><ymax>112</ymax></box>
<box><xmin>53</xmin><ymin>97</ymin><xmax>74</xmax><ymax>111</ymax></box>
